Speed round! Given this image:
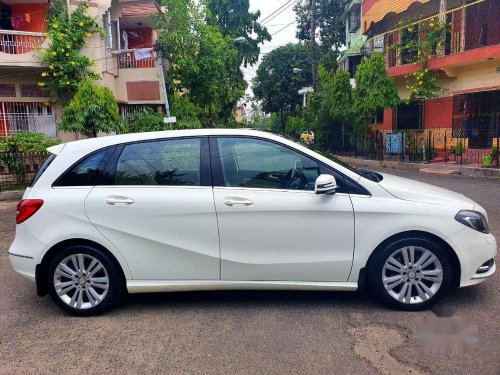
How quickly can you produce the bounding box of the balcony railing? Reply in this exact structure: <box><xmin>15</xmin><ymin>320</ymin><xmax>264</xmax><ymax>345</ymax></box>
<box><xmin>0</xmin><ymin>30</ymin><xmax>46</xmax><ymax>55</ymax></box>
<box><xmin>113</xmin><ymin>48</ymin><xmax>156</xmax><ymax>69</ymax></box>
<box><xmin>0</xmin><ymin>102</ymin><xmax>56</xmax><ymax>138</ymax></box>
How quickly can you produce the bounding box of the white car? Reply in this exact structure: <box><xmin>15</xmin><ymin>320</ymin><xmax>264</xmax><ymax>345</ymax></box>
<box><xmin>9</xmin><ymin>129</ymin><xmax>497</xmax><ymax>315</ymax></box>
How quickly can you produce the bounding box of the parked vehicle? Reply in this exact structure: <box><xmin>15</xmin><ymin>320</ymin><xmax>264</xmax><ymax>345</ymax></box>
<box><xmin>300</xmin><ymin>131</ymin><xmax>315</xmax><ymax>145</ymax></box>
<box><xmin>9</xmin><ymin>129</ymin><xmax>496</xmax><ymax>315</ymax></box>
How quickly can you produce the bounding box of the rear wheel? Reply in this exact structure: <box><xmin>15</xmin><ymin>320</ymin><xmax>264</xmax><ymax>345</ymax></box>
<box><xmin>48</xmin><ymin>245</ymin><xmax>124</xmax><ymax>316</ymax></box>
<box><xmin>368</xmin><ymin>237</ymin><xmax>453</xmax><ymax>310</ymax></box>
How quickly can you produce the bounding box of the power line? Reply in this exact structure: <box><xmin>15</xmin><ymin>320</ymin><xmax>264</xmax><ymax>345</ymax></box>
<box><xmin>260</xmin><ymin>0</ymin><xmax>295</xmax><ymax>24</ymax></box>
<box><xmin>262</xmin><ymin>0</ymin><xmax>299</xmax><ymax>27</ymax></box>
<box><xmin>271</xmin><ymin>20</ymin><xmax>297</xmax><ymax>36</ymax></box>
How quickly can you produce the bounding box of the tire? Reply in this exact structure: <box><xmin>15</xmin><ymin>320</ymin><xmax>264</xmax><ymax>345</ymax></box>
<box><xmin>47</xmin><ymin>245</ymin><xmax>125</xmax><ymax>316</ymax></box>
<box><xmin>367</xmin><ymin>236</ymin><xmax>453</xmax><ymax>311</ymax></box>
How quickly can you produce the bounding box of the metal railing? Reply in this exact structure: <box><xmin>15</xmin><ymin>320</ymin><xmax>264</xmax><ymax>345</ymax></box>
<box><xmin>0</xmin><ymin>152</ymin><xmax>49</xmax><ymax>191</ymax></box>
<box><xmin>0</xmin><ymin>30</ymin><xmax>46</xmax><ymax>55</ymax></box>
<box><xmin>0</xmin><ymin>102</ymin><xmax>56</xmax><ymax>138</ymax></box>
<box><xmin>113</xmin><ymin>48</ymin><xmax>155</xmax><ymax>69</ymax></box>
<box><xmin>332</xmin><ymin>127</ymin><xmax>500</xmax><ymax>168</ymax></box>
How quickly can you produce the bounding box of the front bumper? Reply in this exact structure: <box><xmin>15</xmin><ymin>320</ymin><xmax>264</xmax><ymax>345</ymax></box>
<box><xmin>447</xmin><ymin>227</ymin><xmax>497</xmax><ymax>287</ymax></box>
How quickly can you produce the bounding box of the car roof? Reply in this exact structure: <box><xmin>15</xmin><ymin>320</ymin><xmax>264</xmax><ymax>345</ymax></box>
<box><xmin>49</xmin><ymin>129</ymin><xmax>279</xmax><ymax>155</ymax></box>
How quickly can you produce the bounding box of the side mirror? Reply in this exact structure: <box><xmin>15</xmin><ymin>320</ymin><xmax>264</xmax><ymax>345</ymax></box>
<box><xmin>315</xmin><ymin>174</ymin><xmax>338</xmax><ymax>195</ymax></box>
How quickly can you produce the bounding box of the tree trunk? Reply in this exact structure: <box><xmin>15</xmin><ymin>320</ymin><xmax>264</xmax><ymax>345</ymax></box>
<box><xmin>280</xmin><ymin>108</ymin><xmax>285</xmax><ymax>134</ymax></box>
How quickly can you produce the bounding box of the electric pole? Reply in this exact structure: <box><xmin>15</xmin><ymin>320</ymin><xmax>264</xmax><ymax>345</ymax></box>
<box><xmin>310</xmin><ymin>0</ymin><xmax>318</xmax><ymax>91</ymax></box>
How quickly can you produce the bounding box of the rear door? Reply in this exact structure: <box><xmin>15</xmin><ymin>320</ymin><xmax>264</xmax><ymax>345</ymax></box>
<box><xmin>85</xmin><ymin>137</ymin><xmax>220</xmax><ymax>280</ymax></box>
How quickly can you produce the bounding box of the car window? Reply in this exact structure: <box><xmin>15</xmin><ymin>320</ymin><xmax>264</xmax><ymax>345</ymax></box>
<box><xmin>115</xmin><ymin>138</ymin><xmax>201</xmax><ymax>186</ymax></box>
<box><xmin>54</xmin><ymin>148</ymin><xmax>114</xmax><ymax>187</ymax></box>
<box><xmin>216</xmin><ymin>137</ymin><xmax>321</xmax><ymax>191</ymax></box>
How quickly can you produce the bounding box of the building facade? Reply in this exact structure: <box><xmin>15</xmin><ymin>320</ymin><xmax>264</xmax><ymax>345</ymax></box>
<box><xmin>358</xmin><ymin>0</ymin><xmax>499</xmax><ymax>164</ymax></box>
<box><xmin>0</xmin><ymin>0</ymin><xmax>166</xmax><ymax>142</ymax></box>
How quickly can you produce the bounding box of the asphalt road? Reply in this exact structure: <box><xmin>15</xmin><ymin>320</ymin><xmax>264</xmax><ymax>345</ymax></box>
<box><xmin>0</xmin><ymin>170</ymin><xmax>499</xmax><ymax>375</ymax></box>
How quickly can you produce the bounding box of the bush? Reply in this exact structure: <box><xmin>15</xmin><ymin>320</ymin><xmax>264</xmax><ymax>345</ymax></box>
<box><xmin>0</xmin><ymin>132</ymin><xmax>59</xmax><ymax>153</ymax></box>
<box><xmin>126</xmin><ymin>108</ymin><xmax>165</xmax><ymax>133</ymax></box>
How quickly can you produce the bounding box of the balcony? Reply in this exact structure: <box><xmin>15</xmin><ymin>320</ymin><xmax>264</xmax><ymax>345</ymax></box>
<box><xmin>0</xmin><ymin>0</ymin><xmax>49</xmax><ymax>67</ymax></box>
<box><xmin>364</xmin><ymin>0</ymin><xmax>500</xmax><ymax>77</ymax></box>
<box><xmin>112</xmin><ymin>48</ymin><xmax>156</xmax><ymax>69</ymax></box>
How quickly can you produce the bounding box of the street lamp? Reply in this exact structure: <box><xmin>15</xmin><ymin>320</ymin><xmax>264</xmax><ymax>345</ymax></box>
<box><xmin>233</xmin><ymin>36</ymin><xmax>246</xmax><ymax>43</ymax></box>
<box><xmin>293</xmin><ymin>68</ymin><xmax>303</xmax><ymax>73</ymax></box>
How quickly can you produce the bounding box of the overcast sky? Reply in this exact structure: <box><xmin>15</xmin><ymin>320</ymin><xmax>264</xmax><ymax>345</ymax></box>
<box><xmin>244</xmin><ymin>0</ymin><xmax>300</xmax><ymax>95</ymax></box>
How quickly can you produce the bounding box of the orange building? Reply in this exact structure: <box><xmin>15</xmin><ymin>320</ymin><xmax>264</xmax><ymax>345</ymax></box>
<box><xmin>360</xmin><ymin>0</ymin><xmax>499</xmax><ymax>164</ymax></box>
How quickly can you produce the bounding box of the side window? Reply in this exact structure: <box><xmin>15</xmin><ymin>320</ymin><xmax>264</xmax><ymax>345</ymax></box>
<box><xmin>55</xmin><ymin>148</ymin><xmax>114</xmax><ymax>186</ymax></box>
<box><xmin>216</xmin><ymin>137</ymin><xmax>320</xmax><ymax>191</ymax></box>
<box><xmin>115</xmin><ymin>138</ymin><xmax>201</xmax><ymax>186</ymax></box>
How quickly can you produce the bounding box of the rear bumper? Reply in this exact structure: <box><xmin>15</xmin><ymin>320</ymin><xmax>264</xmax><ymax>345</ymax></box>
<box><xmin>8</xmin><ymin>223</ymin><xmax>46</xmax><ymax>282</ymax></box>
<box><xmin>447</xmin><ymin>228</ymin><xmax>497</xmax><ymax>287</ymax></box>
<box><xmin>9</xmin><ymin>253</ymin><xmax>36</xmax><ymax>281</ymax></box>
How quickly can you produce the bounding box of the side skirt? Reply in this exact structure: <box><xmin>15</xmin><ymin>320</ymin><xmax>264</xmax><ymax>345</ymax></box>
<box><xmin>127</xmin><ymin>280</ymin><xmax>358</xmax><ymax>294</ymax></box>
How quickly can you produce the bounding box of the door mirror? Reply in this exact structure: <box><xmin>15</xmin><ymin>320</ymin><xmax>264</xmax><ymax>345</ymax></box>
<box><xmin>315</xmin><ymin>174</ymin><xmax>338</xmax><ymax>195</ymax></box>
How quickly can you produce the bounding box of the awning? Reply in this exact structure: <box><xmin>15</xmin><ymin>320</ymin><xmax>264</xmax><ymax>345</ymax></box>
<box><xmin>338</xmin><ymin>35</ymin><xmax>367</xmax><ymax>64</ymax></box>
<box><xmin>364</xmin><ymin>0</ymin><xmax>464</xmax><ymax>37</ymax></box>
<box><xmin>119</xmin><ymin>0</ymin><xmax>161</xmax><ymax>17</ymax></box>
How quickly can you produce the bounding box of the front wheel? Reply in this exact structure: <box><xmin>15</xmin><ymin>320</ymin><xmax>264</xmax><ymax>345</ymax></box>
<box><xmin>47</xmin><ymin>245</ymin><xmax>124</xmax><ymax>316</ymax></box>
<box><xmin>368</xmin><ymin>237</ymin><xmax>453</xmax><ymax>310</ymax></box>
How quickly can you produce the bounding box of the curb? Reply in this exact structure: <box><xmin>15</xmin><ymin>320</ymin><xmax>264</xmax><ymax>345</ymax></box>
<box><xmin>0</xmin><ymin>190</ymin><xmax>24</xmax><ymax>201</ymax></box>
<box><xmin>334</xmin><ymin>155</ymin><xmax>500</xmax><ymax>178</ymax></box>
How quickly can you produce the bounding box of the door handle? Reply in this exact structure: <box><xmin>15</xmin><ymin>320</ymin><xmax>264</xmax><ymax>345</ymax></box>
<box><xmin>105</xmin><ymin>196</ymin><xmax>135</xmax><ymax>206</ymax></box>
<box><xmin>224</xmin><ymin>198</ymin><xmax>254</xmax><ymax>207</ymax></box>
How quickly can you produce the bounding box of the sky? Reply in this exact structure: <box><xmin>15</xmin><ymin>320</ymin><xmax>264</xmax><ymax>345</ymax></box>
<box><xmin>244</xmin><ymin>0</ymin><xmax>300</xmax><ymax>95</ymax></box>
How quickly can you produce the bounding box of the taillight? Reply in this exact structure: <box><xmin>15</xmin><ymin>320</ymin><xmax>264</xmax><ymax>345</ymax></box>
<box><xmin>16</xmin><ymin>199</ymin><xmax>44</xmax><ymax>224</ymax></box>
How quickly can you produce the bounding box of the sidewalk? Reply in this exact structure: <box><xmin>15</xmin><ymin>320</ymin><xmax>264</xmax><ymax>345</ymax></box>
<box><xmin>334</xmin><ymin>155</ymin><xmax>500</xmax><ymax>178</ymax></box>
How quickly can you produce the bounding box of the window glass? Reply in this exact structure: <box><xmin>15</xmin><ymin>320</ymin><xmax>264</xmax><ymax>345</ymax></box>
<box><xmin>217</xmin><ymin>137</ymin><xmax>320</xmax><ymax>191</ymax></box>
<box><xmin>30</xmin><ymin>153</ymin><xmax>56</xmax><ymax>187</ymax></box>
<box><xmin>116</xmin><ymin>138</ymin><xmax>201</xmax><ymax>186</ymax></box>
<box><xmin>56</xmin><ymin>148</ymin><xmax>114</xmax><ymax>186</ymax></box>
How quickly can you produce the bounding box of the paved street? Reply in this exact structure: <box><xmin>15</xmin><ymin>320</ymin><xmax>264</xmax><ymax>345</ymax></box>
<box><xmin>0</xmin><ymin>170</ymin><xmax>498</xmax><ymax>375</ymax></box>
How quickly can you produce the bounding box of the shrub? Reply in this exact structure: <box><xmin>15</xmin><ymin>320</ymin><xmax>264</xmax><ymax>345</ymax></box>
<box><xmin>126</xmin><ymin>108</ymin><xmax>165</xmax><ymax>133</ymax></box>
<box><xmin>0</xmin><ymin>132</ymin><xmax>59</xmax><ymax>153</ymax></box>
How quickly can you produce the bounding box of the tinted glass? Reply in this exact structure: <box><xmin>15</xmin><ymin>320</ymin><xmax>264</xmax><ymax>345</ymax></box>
<box><xmin>217</xmin><ymin>137</ymin><xmax>320</xmax><ymax>191</ymax></box>
<box><xmin>55</xmin><ymin>148</ymin><xmax>114</xmax><ymax>186</ymax></box>
<box><xmin>30</xmin><ymin>153</ymin><xmax>56</xmax><ymax>187</ymax></box>
<box><xmin>115</xmin><ymin>138</ymin><xmax>201</xmax><ymax>186</ymax></box>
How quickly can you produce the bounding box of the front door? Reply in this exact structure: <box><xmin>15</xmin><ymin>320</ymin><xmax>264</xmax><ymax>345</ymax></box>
<box><xmin>85</xmin><ymin>137</ymin><xmax>220</xmax><ymax>280</ymax></box>
<box><xmin>211</xmin><ymin>136</ymin><xmax>355</xmax><ymax>282</ymax></box>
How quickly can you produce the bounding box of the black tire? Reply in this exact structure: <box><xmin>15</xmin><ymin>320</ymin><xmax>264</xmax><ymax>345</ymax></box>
<box><xmin>47</xmin><ymin>245</ymin><xmax>125</xmax><ymax>316</ymax></box>
<box><xmin>367</xmin><ymin>236</ymin><xmax>453</xmax><ymax>311</ymax></box>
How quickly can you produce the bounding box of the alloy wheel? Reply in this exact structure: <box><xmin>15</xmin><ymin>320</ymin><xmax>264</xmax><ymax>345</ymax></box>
<box><xmin>53</xmin><ymin>254</ymin><xmax>109</xmax><ymax>310</ymax></box>
<box><xmin>382</xmin><ymin>246</ymin><xmax>443</xmax><ymax>304</ymax></box>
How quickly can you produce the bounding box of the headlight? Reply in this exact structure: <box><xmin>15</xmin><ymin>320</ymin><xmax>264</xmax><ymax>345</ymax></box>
<box><xmin>455</xmin><ymin>210</ymin><xmax>489</xmax><ymax>234</ymax></box>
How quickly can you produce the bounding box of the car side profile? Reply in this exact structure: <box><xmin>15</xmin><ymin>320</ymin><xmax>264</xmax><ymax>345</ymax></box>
<box><xmin>9</xmin><ymin>129</ymin><xmax>497</xmax><ymax>315</ymax></box>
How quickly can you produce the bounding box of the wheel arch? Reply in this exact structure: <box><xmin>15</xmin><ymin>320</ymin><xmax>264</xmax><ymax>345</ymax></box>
<box><xmin>36</xmin><ymin>238</ymin><xmax>128</xmax><ymax>297</ymax></box>
<box><xmin>362</xmin><ymin>230</ymin><xmax>461</xmax><ymax>290</ymax></box>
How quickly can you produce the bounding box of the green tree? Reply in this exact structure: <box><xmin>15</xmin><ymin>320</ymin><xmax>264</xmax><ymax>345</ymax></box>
<box><xmin>294</xmin><ymin>0</ymin><xmax>350</xmax><ymax>60</ymax></box>
<box><xmin>206</xmin><ymin>0</ymin><xmax>271</xmax><ymax>67</ymax></box>
<box><xmin>126</xmin><ymin>108</ymin><xmax>165</xmax><ymax>133</ymax></box>
<box><xmin>353</xmin><ymin>54</ymin><xmax>400</xmax><ymax>133</ymax></box>
<box><xmin>156</xmin><ymin>0</ymin><xmax>245</xmax><ymax>127</ymax></box>
<box><xmin>40</xmin><ymin>1</ymin><xmax>102</xmax><ymax>101</ymax></box>
<box><xmin>59</xmin><ymin>79</ymin><xmax>122</xmax><ymax>138</ymax></box>
<box><xmin>326</xmin><ymin>68</ymin><xmax>354</xmax><ymax>151</ymax></box>
<box><xmin>252</xmin><ymin>43</ymin><xmax>312</xmax><ymax>132</ymax></box>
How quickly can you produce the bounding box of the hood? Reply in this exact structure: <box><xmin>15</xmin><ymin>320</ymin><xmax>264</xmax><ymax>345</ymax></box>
<box><xmin>378</xmin><ymin>173</ymin><xmax>475</xmax><ymax>210</ymax></box>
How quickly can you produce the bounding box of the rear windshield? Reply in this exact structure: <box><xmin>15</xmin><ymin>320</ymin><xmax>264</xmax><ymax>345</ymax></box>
<box><xmin>29</xmin><ymin>153</ymin><xmax>56</xmax><ymax>187</ymax></box>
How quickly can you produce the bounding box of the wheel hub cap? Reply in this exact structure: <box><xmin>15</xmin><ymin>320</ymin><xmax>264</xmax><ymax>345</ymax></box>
<box><xmin>53</xmin><ymin>254</ymin><xmax>109</xmax><ymax>310</ymax></box>
<box><xmin>382</xmin><ymin>246</ymin><xmax>443</xmax><ymax>305</ymax></box>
